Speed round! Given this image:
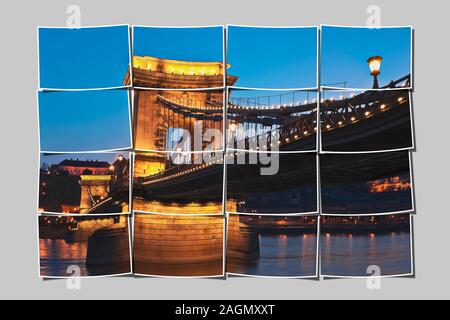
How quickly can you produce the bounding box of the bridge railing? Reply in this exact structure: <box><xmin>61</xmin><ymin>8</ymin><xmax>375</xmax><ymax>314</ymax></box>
<box><xmin>320</xmin><ymin>90</ymin><xmax>409</xmax><ymax>131</ymax></box>
<box><xmin>229</xmin><ymin>91</ymin><xmax>317</xmax><ymax>110</ymax></box>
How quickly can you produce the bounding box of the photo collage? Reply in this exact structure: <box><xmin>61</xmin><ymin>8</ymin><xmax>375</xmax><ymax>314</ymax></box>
<box><xmin>37</xmin><ymin>24</ymin><xmax>415</xmax><ymax>279</ymax></box>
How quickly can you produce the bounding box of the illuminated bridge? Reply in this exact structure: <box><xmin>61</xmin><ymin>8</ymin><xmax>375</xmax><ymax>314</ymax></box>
<box><xmin>131</xmin><ymin>75</ymin><xmax>412</xmax><ymax>202</ymax></box>
<box><xmin>321</xmin><ymin>75</ymin><xmax>412</xmax><ymax>151</ymax></box>
<box><xmin>139</xmin><ymin>75</ymin><xmax>411</xmax><ymax>154</ymax></box>
<box><xmin>117</xmin><ymin>58</ymin><xmax>414</xmax><ymax>210</ymax></box>
<box><xmin>133</xmin><ymin>150</ymin><xmax>409</xmax><ymax>203</ymax></box>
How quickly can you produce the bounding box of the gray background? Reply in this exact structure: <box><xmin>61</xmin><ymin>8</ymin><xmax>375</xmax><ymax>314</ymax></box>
<box><xmin>0</xmin><ymin>0</ymin><xmax>448</xmax><ymax>300</ymax></box>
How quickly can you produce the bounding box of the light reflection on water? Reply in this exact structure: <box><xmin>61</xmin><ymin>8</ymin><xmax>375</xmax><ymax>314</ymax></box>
<box><xmin>39</xmin><ymin>239</ymin><xmax>130</xmax><ymax>277</ymax></box>
<box><xmin>321</xmin><ymin>232</ymin><xmax>412</xmax><ymax>277</ymax></box>
<box><xmin>39</xmin><ymin>239</ymin><xmax>89</xmax><ymax>277</ymax></box>
<box><xmin>229</xmin><ymin>233</ymin><xmax>318</xmax><ymax>277</ymax></box>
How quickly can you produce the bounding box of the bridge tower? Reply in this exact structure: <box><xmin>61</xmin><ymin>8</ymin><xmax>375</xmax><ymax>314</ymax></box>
<box><xmin>79</xmin><ymin>175</ymin><xmax>112</xmax><ymax>213</ymax></box>
<box><xmin>129</xmin><ymin>56</ymin><xmax>237</xmax><ymax>154</ymax></box>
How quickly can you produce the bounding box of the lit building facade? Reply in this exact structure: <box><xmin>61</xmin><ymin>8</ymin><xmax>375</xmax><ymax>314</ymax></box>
<box><xmin>58</xmin><ymin>159</ymin><xmax>112</xmax><ymax>176</ymax></box>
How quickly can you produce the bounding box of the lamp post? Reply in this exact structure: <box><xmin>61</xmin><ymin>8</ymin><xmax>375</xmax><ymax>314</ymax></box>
<box><xmin>367</xmin><ymin>56</ymin><xmax>383</xmax><ymax>89</ymax></box>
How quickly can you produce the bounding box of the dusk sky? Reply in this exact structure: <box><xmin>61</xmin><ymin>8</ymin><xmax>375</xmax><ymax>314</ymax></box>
<box><xmin>227</xmin><ymin>26</ymin><xmax>318</xmax><ymax>89</ymax></box>
<box><xmin>39</xmin><ymin>25</ymin><xmax>130</xmax><ymax>89</ymax></box>
<box><xmin>40</xmin><ymin>152</ymin><xmax>128</xmax><ymax>167</ymax></box>
<box><xmin>39</xmin><ymin>90</ymin><xmax>131</xmax><ymax>152</ymax></box>
<box><xmin>321</xmin><ymin>26</ymin><xmax>412</xmax><ymax>89</ymax></box>
<box><xmin>133</xmin><ymin>26</ymin><xmax>224</xmax><ymax>62</ymax></box>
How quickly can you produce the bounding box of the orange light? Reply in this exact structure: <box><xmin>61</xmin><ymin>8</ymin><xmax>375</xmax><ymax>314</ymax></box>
<box><xmin>367</xmin><ymin>56</ymin><xmax>383</xmax><ymax>76</ymax></box>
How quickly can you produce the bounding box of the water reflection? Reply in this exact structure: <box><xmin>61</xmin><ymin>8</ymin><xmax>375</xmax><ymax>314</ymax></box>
<box><xmin>321</xmin><ymin>232</ymin><xmax>412</xmax><ymax>277</ymax></box>
<box><xmin>39</xmin><ymin>239</ymin><xmax>89</xmax><ymax>277</ymax></box>
<box><xmin>228</xmin><ymin>232</ymin><xmax>318</xmax><ymax>277</ymax></box>
<box><xmin>39</xmin><ymin>238</ymin><xmax>131</xmax><ymax>277</ymax></box>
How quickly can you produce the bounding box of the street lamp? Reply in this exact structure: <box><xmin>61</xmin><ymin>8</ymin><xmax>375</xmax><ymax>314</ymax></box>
<box><xmin>367</xmin><ymin>56</ymin><xmax>383</xmax><ymax>89</ymax></box>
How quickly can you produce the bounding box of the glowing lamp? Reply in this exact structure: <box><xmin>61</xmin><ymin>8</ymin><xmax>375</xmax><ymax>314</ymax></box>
<box><xmin>367</xmin><ymin>56</ymin><xmax>383</xmax><ymax>89</ymax></box>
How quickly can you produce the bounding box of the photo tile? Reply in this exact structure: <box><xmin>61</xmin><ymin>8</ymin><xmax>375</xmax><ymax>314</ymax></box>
<box><xmin>133</xmin><ymin>151</ymin><xmax>225</xmax><ymax>215</ymax></box>
<box><xmin>320</xmin><ymin>151</ymin><xmax>414</xmax><ymax>215</ymax></box>
<box><xmin>320</xmin><ymin>26</ymin><xmax>413</xmax><ymax>90</ymax></box>
<box><xmin>227</xmin><ymin>214</ymin><xmax>318</xmax><ymax>278</ymax></box>
<box><xmin>38</xmin><ymin>214</ymin><xmax>132</xmax><ymax>278</ymax></box>
<box><xmin>133</xmin><ymin>213</ymin><xmax>225</xmax><ymax>278</ymax></box>
<box><xmin>320</xmin><ymin>214</ymin><xmax>413</xmax><ymax>278</ymax></box>
<box><xmin>38</xmin><ymin>25</ymin><xmax>131</xmax><ymax>90</ymax></box>
<box><xmin>320</xmin><ymin>90</ymin><xmax>414</xmax><ymax>153</ymax></box>
<box><xmin>133</xmin><ymin>89</ymin><xmax>225</xmax><ymax>152</ymax></box>
<box><xmin>38</xmin><ymin>152</ymin><xmax>131</xmax><ymax>214</ymax></box>
<box><xmin>226</xmin><ymin>152</ymin><xmax>318</xmax><ymax>215</ymax></box>
<box><xmin>227</xmin><ymin>89</ymin><xmax>318</xmax><ymax>152</ymax></box>
<box><xmin>38</xmin><ymin>89</ymin><xmax>132</xmax><ymax>153</ymax></box>
<box><xmin>131</xmin><ymin>26</ymin><xmax>226</xmax><ymax>89</ymax></box>
<box><xmin>227</xmin><ymin>26</ymin><xmax>318</xmax><ymax>89</ymax></box>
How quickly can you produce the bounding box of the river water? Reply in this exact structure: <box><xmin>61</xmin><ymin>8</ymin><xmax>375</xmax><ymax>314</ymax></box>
<box><xmin>321</xmin><ymin>232</ymin><xmax>412</xmax><ymax>277</ymax></box>
<box><xmin>39</xmin><ymin>239</ymin><xmax>131</xmax><ymax>277</ymax></box>
<box><xmin>228</xmin><ymin>232</ymin><xmax>318</xmax><ymax>277</ymax></box>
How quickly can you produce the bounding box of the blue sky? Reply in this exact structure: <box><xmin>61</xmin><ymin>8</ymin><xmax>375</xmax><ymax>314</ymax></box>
<box><xmin>321</xmin><ymin>26</ymin><xmax>412</xmax><ymax>88</ymax></box>
<box><xmin>133</xmin><ymin>26</ymin><xmax>223</xmax><ymax>62</ymax></box>
<box><xmin>39</xmin><ymin>26</ymin><xmax>130</xmax><ymax>89</ymax></box>
<box><xmin>40</xmin><ymin>153</ymin><xmax>128</xmax><ymax>167</ymax></box>
<box><xmin>39</xmin><ymin>90</ymin><xmax>131</xmax><ymax>152</ymax></box>
<box><xmin>227</xmin><ymin>27</ymin><xmax>318</xmax><ymax>89</ymax></box>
